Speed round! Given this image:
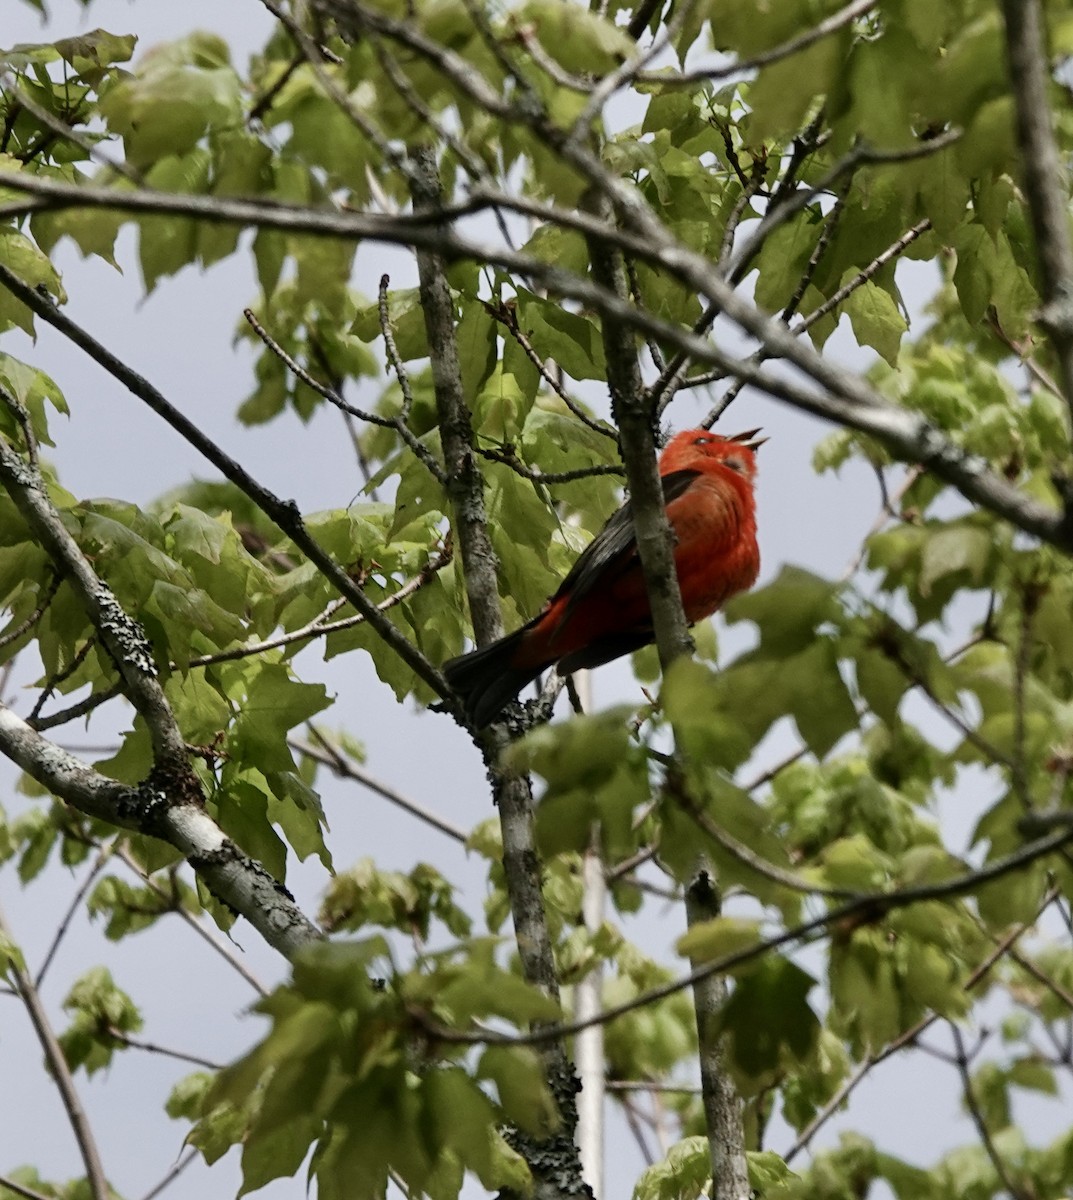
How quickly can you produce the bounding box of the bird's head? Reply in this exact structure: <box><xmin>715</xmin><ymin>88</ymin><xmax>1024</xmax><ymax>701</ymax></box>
<box><xmin>659</xmin><ymin>427</ymin><xmax>766</xmax><ymax>482</ymax></box>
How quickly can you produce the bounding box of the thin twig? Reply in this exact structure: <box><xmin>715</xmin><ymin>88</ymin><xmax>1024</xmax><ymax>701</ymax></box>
<box><xmin>104</xmin><ymin>1027</ymin><xmax>224</xmax><ymax>1071</ymax></box>
<box><xmin>136</xmin><ymin>1151</ymin><xmax>198</xmax><ymax>1200</ymax></box>
<box><xmin>115</xmin><ymin>847</ymin><xmax>269</xmax><ymax>996</ymax></box>
<box><xmin>476</xmin><ymin>445</ymin><xmax>623</xmax><ymax>487</ymax></box>
<box><xmin>35</xmin><ymin>843</ymin><xmax>114</xmax><ymax>988</ymax></box>
<box><xmin>952</xmin><ymin>1023</ymin><xmax>1030</xmax><ymax>1199</ymax></box>
<box><xmin>411</xmin><ymin>827</ymin><xmax>1073</xmax><ymax>1050</ymax></box>
<box><xmin>28</xmin><ymin>635</ymin><xmax>97</xmax><ymax>724</ymax></box>
<box><xmin>606</xmin><ymin>1081</ymin><xmax>703</xmax><ymax>1094</ymax></box>
<box><xmin>187</xmin><ymin>537</ymin><xmax>453</xmax><ymax>668</ymax></box>
<box><xmin>635</xmin><ymin>0</ymin><xmax>878</xmax><ymax>87</ymax></box>
<box><xmin>1011</xmin><ymin>581</ymin><xmax>1040</xmax><ymax>809</ymax></box>
<box><xmin>784</xmin><ymin>886</ymin><xmax>1060</xmax><ymax>1162</ymax></box>
<box><xmin>0</xmin><ymin>1175</ymin><xmax>56</xmax><ymax>1200</ymax></box>
<box><xmin>484</xmin><ymin>298</ymin><xmax>617</xmax><ymax>439</ymax></box>
<box><xmin>244</xmin><ymin>306</ymin><xmax>446</xmax><ymax>483</ymax></box>
<box><xmin>291</xmin><ymin>731</ymin><xmax>469</xmax><ymax>844</ymax></box>
<box><xmin>29</xmin><ymin>682</ymin><xmax>123</xmax><ymax>732</ymax></box>
<box><xmin>0</xmin><ymin>573</ymin><xmax>60</xmax><ymax>652</ymax></box>
<box><xmin>793</xmin><ymin>219</ymin><xmax>932</xmax><ymax>335</ymax></box>
<box><xmin>0</xmin><ymin>906</ymin><xmax>110</xmax><ymax>1200</ymax></box>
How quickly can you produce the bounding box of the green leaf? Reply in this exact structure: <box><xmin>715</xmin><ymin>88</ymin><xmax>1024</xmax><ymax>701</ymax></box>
<box><xmin>844</xmin><ymin>277</ymin><xmax>908</xmax><ymax>366</ymax></box>
<box><xmin>227</xmin><ymin>663</ymin><xmax>331</xmax><ymax>772</ymax></box>
<box><xmin>746</xmin><ymin>36</ymin><xmax>838</xmax><ymax>143</ymax></box>
<box><xmin>724</xmin><ymin>566</ymin><xmax>841</xmax><ymax>654</ymax></box>
<box><xmin>918</xmin><ymin>524</ymin><xmax>992</xmax><ymax>596</ymax></box>
<box><xmin>634</xmin><ymin>1136</ymin><xmax>709</xmax><ymax>1200</ymax></box>
<box><xmin>676</xmin><ymin>916</ymin><xmax>760</xmax><ymax>965</ymax></box>
<box><xmin>516</xmin><ymin>0</ymin><xmax>634</xmax><ymax>75</ymax></box>
<box><xmin>99</xmin><ymin>36</ymin><xmax>242</xmax><ymax>167</ymax></box>
<box><xmin>514</xmin><ymin>289</ymin><xmax>607</xmax><ymax>381</ymax></box>
<box><xmin>240</xmin><ymin>1115</ymin><xmax>322</xmax><ymax>1195</ymax></box>
<box><xmin>54</xmin><ymin>28</ymin><xmax>137</xmax><ymax>72</ymax></box>
<box><xmin>717</xmin><ymin>957</ymin><xmax>820</xmax><ymax>1091</ymax></box>
<box><xmin>0</xmin><ymin>227</ymin><xmax>65</xmax><ymax>334</ymax></box>
<box><xmin>59</xmin><ymin>967</ymin><xmax>143</xmax><ymax>1076</ymax></box>
<box><xmin>0</xmin><ymin>929</ymin><xmax>26</xmax><ymax>982</ymax></box>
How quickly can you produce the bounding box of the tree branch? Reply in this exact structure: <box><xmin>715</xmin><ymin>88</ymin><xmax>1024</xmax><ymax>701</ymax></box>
<box><xmin>1000</xmin><ymin>0</ymin><xmax>1073</xmax><ymax>440</ymax></box>
<box><xmin>409</xmin><ymin>145</ymin><xmax>590</xmax><ymax>1200</ymax></box>
<box><xmin>290</xmin><ymin>731</ymin><xmax>469</xmax><ymax>844</ymax></box>
<box><xmin>0</xmin><ymin>906</ymin><xmax>110</xmax><ymax>1200</ymax></box>
<box><xmin>0</xmin><ymin>261</ymin><xmax>449</xmax><ymax>703</ymax></box>
<box><xmin>583</xmin><ymin>191</ymin><xmax>691</xmax><ymax>669</ymax></box>
<box><xmin>683</xmin><ymin>870</ymin><xmax>750</xmax><ymax>1200</ymax></box>
<box><xmin>0</xmin><ymin>705</ymin><xmax>319</xmax><ymax>959</ymax></box>
<box><xmin>409</xmin><ymin>822</ymin><xmax>1073</xmax><ymax>1049</ymax></box>
<box><xmin>584</xmin><ymin>193</ymin><xmax>746</xmax><ymax>1196</ymax></box>
<box><xmin>951</xmin><ymin>1023</ymin><xmax>1030</xmax><ymax>1200</ymax></box>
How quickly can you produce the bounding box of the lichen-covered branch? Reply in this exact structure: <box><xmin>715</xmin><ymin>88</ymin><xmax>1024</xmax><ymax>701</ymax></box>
<box><xmin>582</xmin><ymin>191</ymin><xmax>692</xmax><ymax>670</ymax></box>
<box><xmin>1000</xmin><ymin>0</ymin><xmax>1073</xmax><ymax>437</ymax></box>
<box><xmin>409</xmin><ymin>146</ymin><xmax>590</xmax><ymax>1200</ymax></box>
<box><xmin>0</xmin><ymin>262</ymin><xmax>448</xmax><ymax>702</ymax></box>
<box><xmin>0</xmin><ymin>434</ymin><xmax>187</xmax><ymax>771</ymax></box>
<box><xmin>0</xmin><ymin>705</ymin><xmax>320</xmax><ymax>958</ymax></box>
<box><xmin>584</xmin><ymin>197</ymin><xmax>747</xmax><ymax>1197</ymax></box>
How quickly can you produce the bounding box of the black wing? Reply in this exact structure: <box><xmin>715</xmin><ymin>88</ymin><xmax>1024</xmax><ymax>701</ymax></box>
<box><xmin>551</xmin><ymin>468</ymin><xmax>699</xmax><ymax>615</ymax></box>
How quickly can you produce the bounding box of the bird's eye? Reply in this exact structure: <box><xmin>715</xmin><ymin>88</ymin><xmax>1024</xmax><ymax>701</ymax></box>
<box><xmin>693</xmin><ymin>434</ymin><xmax>712</xmax><ymax>445</ymax></box>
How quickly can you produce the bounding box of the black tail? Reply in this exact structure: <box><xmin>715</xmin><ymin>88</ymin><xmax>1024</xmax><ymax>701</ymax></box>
<box><xmin>443</xmin><ymin>627</ymin><xmax>545</xmax><ymax>728</ymax></box>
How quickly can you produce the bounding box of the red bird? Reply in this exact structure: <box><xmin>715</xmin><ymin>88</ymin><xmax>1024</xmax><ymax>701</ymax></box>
<box><xmin>444</xmin><ymin>428</ymin><xmax>764</xmax><ymax>727</ymax></box>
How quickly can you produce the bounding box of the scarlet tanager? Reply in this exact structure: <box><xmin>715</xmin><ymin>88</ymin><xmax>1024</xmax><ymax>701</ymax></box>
<box><xmin>444</xmin><ymin>427</ymin><xmax>764</xmax><ymax>727</ymax></box>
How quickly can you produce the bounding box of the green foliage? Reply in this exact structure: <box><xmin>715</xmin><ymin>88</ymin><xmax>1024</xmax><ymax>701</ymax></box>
<box><xmin>5</xmin><ymin>2</ymin><xmax>1073</xmax><ymax>1198</ymax></box>
<box><xmin>87</xmin><ymin>873</ymin><xmax>200</xmax><ymax>939</ymax></box>
<box><xmin>58</xmin><ymin>967</ymin><xmax>143</xmax><ymax>1075</ymax></box>
<box><xmin>186</xmin><ymin>939</ymin><xmax>553</xmax><ymax>1197</ymax></box>
<box><xmin>320</xmin><ymin>858</ymin><xmax>472</xmax><ymax>939</ymax></box>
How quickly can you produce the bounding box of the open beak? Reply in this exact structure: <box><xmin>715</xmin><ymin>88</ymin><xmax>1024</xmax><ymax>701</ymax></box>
<box><xmin>728</xmin><ymin>428</ymin><xmax>768</xmax><ymax>451</ymax></box>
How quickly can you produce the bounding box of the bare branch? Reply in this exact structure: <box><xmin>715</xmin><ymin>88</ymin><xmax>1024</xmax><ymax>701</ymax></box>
<box><xmin>0</xmin><ymin>262</ymin><xmax>449</xmax><ymax>704</ymax></box>
<box><xmin>1000</xmin><ymin>0</ymin><xmax>1073</xmax><ymax>435</ymax></box>
<box><xmin>290</xmin><ymin>731</ymin><xmax>469</xmax><ymax>844</ymax></box>
<box><xmin>103</xmin><ymin>1027</ymin><xmax>224</xmax><ymax>1071</ymax></box>
<box><xmin>951</xmin><ymin>1023</ymin><xmax>1031</xmax><ymax>1200</ymax></box>
<box><xmin>409</xmin><ymin>145</ymin><xmax>590</xmax><ymax>1199</ymax></box>
<box><xmin>136</xmin><ymin>1151</ymin><xmax>198</xmax><ymax>1200</ymax></box>
<box><xmin>409</xmin><ymin>823</ymin><xmax>1073</xmax><ymax>1049</ymax></box>
<box><xmin>34</xmin><ymin>843</ymin><xmax>113</xmax><ymax>988</ymax></box>
<box><xmin>243</xmin><ymin>305</ymin><xmax>446</xmax><ymax>483</ymax></box>
<box><xmin>0</xmin><ymin>704</ymin><xmax>320</xmax><ymax>959</ymax></box>
<box><xmin>0</xmin><ymin>905</ymin><xmax>110</xmax><ymax>1200</ymax></box>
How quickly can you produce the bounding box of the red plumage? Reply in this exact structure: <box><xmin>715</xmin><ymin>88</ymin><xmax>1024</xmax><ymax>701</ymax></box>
<box><xmin>444</xmin><ymin>428</ymin><xmax>764</xmax><ymax>727</ymax></box>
